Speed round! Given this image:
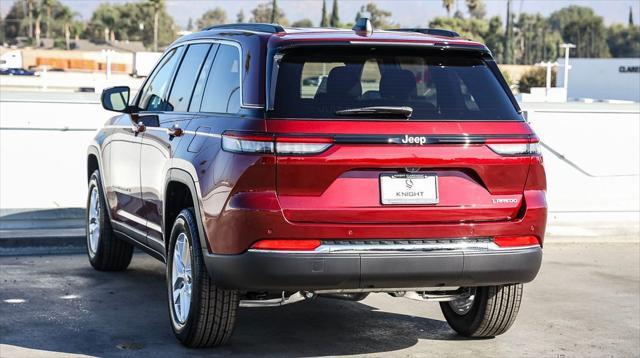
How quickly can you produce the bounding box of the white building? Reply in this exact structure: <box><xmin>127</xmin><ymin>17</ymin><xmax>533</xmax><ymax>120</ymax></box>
<box><xmin>556</xmin><ymin>58</ymin><xmax>640</xmax><ymax>102</ymax></box>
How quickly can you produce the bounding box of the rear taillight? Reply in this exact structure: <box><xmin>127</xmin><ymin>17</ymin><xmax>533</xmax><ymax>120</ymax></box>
<box><xmin>251</xmin><ymin>239</ymin><xmax>322</xmax><ymax>251</ymax></box>
<box><xmin>221</xmin><ymin>133</ymin><xmax>274</xmax><ymax>154</ymax></box>
<box><xmin>222</xmin><ymin>131</ymin><xmax>332</xmax><ymax>155</ymax></box>
<box><xmin>494</xmin><ymin>236</ymin><xmax>540</xmax><ymax>247</ymax></box>
<box><xmin>487</xmin><ymin>142</ymin><xmax>541</xmax><ymax>156</ymax></box>
<box><xmin>275</xmin><ymin>137</ymin><xmax>333</xmax><ymax>155</ymax></box>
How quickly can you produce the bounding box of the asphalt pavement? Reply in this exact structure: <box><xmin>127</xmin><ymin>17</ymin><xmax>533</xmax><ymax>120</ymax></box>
<box><xmin>1</xmin><ymin>242</ymin><xmax>639</xmax><ymax>357</ymax></box>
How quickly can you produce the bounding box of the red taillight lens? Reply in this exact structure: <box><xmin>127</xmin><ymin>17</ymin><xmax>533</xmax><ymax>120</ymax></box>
<box><xmin>251</xmin><ymin>239</ymin><xmax>322</xmax><ymax>251</ymax></box>
<box><xmin>494</xmin><ymin>236</ymin><xmax>540</xmax><ymax>247</ymax></box>
<box><xmin>221</xmin><ymin>131</ymin><xmax>333</xmax><ymax>155</ymax></box>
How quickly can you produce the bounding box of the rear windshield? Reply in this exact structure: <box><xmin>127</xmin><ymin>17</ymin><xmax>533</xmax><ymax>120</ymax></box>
<box><xmin>270</xmin><ymin>47</ymin><xmax>521</xmax><ymax>121</ymax></box>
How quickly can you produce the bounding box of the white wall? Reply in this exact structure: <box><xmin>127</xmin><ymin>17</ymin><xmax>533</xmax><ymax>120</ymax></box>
<box><xmin>557</xmin><ymin>58</ymin><xmax>640</xmax><ymax>102</ymax></box>
<box><xmin>1</xmin><ymin>96</ymin><xmax>639</xmax><ymax>220</ymax></box>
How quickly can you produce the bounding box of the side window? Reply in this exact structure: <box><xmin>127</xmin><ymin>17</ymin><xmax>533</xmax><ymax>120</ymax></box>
<box><xmin>138</xmin><ymin>46</ymin><xmax>184</xmax><ymax>111</ymax></box>
<box><xmin>200</xmin><ymin>44</ymin><xmax>241</xmax><ymax>114</ymax></box>
<box><xmin>166</xmin><ymin>44</ymin><xmax>211</xmax><ymax>112</ymax></box>
<box><xmin>189</xmin><ymin>44</ymin><xmax>219</xmax><ymax>112</ymax></box>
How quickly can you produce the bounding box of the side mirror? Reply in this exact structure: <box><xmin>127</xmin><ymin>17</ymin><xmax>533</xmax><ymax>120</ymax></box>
<box><xmin>101</xmin><ymin>86</ymin><xmax>134</xmax><ymax>113</ymax></box>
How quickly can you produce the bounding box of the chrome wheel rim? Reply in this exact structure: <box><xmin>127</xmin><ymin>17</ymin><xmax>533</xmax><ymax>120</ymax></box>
<box><xmin>87</xmin><ymin>186</ymin><xmax>100</xmax><ymax>256</ymax></box>
<box><xmin>171</xmin><ymin>233</ymin><xmax>192</xmax><ymax>325</ymax></box>
<box><xmin>448</xmin><ymin>289</ymin><xmax>476</xmax><ymax>315</ymax></box>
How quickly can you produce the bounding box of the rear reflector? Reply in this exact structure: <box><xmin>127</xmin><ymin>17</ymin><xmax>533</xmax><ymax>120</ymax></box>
<box><xmin>251</xmin><ymin>239</ymin><xmax>322</xmax><ymax>251</ymax></box>
<box><xmin>494</xmin><ymin>236</ymin><xmax>540</xmax><ymax>247</ymax></box>
<box><xmin>222</xmin><ymin>131</ymin><xmax>332</xmax><ymax>155</ymax></box>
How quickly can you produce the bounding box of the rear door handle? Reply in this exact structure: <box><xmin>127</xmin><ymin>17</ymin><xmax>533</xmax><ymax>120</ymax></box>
<box><xmin>168</xmin><ymin>124</ymin><xmax>183</xmax><ymax>138</ymax></box>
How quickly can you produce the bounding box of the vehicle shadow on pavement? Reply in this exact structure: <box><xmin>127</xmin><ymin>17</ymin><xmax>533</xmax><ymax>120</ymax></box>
<box><xmin>1</xmin><ymin>254</ymin><xmax>469</xmax><ymax>357</ymax></box>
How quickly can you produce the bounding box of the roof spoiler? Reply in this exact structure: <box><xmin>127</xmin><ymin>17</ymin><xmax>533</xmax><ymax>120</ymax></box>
<box><xmin>204</xmin><ymin>23</ymin><xmax>285</xmax><ymax>34</ymax></box>
<box><xmin>392</xmin><ymin>28</ymin><xmax>461</xmax><ymax>38</ymax></box>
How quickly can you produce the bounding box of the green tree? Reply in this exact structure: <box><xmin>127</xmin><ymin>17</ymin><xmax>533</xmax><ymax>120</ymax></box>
<box><xmin>355</xmin><ymin>2</ymin><xmax>394</xmax><ymax>29</ymax></box>
<box><xmin>237</xmin><ymin>9</ymin><xmax>245</xmax><ymax>23</ymax></box>
<box><xmin>429</xmin><ymin>17</ymin><xmax>488</xmax><ymax>42</ymax></box>
<box><xmin>85</xmin><ymin>2</ymin><xmax>176</xmax><ymax>50</ymax></box>
<box><xmin>629</xmin><ymin>6</ymin><xmax>634</xmax><ymax>26</ymax></box>
<box><xmin>607</xmin><ymin>24</ymin><xmax>640</xmax><ymax>57</ymax></box>
<box><xmin>549</xmin><ymin>5</ymin><xmax>610</xmax><ymax>58</ymax></box>
<box><xmin>270</xmin><ymin>0</ymin><xmax>277</xmax><ymax>23</ymax></box>
<box><xmin>320</xmin><ymin>0</ymin><xmax>328</xmax><ymax>27</ymax></box>
<box><xmin>3</xmin><ymin>0</ymin><xmax>30</xmax><ymax>40</ymax></box>
<box><xmin>292</xmin><ymin>18</ymin><xmax>313</xmax><ymax>27</ymax></box>
<box><xmin>484</xmin><ymin>16</ymin><xmax>505</xmax><ymax>62</ymax></box>
<box><xmin>442</xmin><ymin>0</ymin><xmax>454</xmax><ymax>17</ymax></box>
<box><xmin>466</xmin><ymin>0</ymin><xmax>486</xmax><ymax>20</ymax></box>
<box><xmin>330</xmin><ymin>0</ymin><xmax>340</xmax><ymax>27</ymax></box>
<box><xmin>186</xmin><ymin>17</ymin><xmax>193</xmax><ymax>31</ymax></box>
<box><xmin>196</xmin><ymin>8</ymin><xmax>227</xmax><ymax>29</ymax></box>
<box><xmin>0</xmin><ymin>17</ymin><xmax>5</xmax><ymax>44</ymax></box>
<box><xmin>250</xmin><ymin>2</ymin><xmax>287</xmax><ymax>25</ymax></box>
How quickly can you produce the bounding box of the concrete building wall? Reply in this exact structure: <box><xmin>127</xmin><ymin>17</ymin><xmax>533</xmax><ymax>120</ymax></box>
<box><xmin>556</xmin><ymin>58</ymin><xmax>640</xmax><ymax>102</ymax></box>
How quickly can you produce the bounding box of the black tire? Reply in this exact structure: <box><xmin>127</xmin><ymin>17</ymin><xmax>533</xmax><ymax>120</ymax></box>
<box><xmin>86</xmin><ymin>170</ymin><xmax>133</xmax><ymax>271</ymax></box>
<box><xmin>440</xmin><ymin>284</ymin><xmax>523</xmax><ymax>338</ymax></box>
<box><xmin>167</xmin><ymin>208</ymin><xmax>239</xmax><ymax>348</ymax></box>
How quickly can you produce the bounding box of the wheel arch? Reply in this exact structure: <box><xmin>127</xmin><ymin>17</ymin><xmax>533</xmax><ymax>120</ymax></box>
<box><xmin>164</xmin><ymin>169</ymin><xmax>210</xmax><ymax>256</ymax></box>
<box><xmin>87</xmin><ymin>145</ymin><xmax>113</xmax><ymax>222</ymax></box>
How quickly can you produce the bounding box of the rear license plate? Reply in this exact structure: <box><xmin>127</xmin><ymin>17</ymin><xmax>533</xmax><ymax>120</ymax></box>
<box><xmin>380</xmin><ymin>174</ymin><xmax>438</xmax><ymax>205</ymax></box>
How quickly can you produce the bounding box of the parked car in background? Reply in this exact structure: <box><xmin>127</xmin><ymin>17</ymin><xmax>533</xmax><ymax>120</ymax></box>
<box><xmin>0</xmin><ymin>68</ymin><xmax>36</xmax><ymax>76</ymax></box>
<box><xmin>87</xmin><ymin>19</ymin><xmax>546</xmax><ymax>348</ymax></box>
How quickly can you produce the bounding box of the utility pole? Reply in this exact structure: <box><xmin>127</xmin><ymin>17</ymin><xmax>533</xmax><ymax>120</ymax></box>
<box><xmin>504</xmin><ymin>0</ymin><xmax>512</xmax><ymax>64</ymax></box>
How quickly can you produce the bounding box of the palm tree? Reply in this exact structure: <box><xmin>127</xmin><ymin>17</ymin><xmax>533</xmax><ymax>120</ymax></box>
<box><xmin>442</xmin><ymin>0</ymin><xmax>454</xmax><ymax>17</ymax></box>
<box><xmin>320</xmin><ymin>0</ymin><xmax>328</xmax><ymax>27</ymax></box>
<box><xmin>43</xmin><ymin>0</ymin><xmax>54</xmax><ymax>38</ymax></box>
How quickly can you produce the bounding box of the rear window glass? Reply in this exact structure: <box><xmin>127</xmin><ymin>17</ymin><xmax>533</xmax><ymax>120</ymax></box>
<box><xmin>270</xmin><ymin>47</ymin><xmax>521</xmax><ymax>121</ymax></box>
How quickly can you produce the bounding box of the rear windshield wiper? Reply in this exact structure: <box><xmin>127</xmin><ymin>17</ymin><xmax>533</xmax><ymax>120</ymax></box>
<box><xmin>335</xmin><ymin>106</ymin><xmax>413</xmax><ymax>119</ymax></box>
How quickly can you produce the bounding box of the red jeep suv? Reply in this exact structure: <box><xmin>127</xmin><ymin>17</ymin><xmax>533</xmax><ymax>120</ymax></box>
<box><xmin>87</xmin><ymin>20</ymin><xmax>546</xmax><ymax>347</ymax></box>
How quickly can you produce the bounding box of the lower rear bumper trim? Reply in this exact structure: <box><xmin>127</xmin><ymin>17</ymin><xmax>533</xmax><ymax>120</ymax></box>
<box><xmin>204</xmin><ymin>246</ymin><xmax>542</xmax><ymax>291</ymax></box>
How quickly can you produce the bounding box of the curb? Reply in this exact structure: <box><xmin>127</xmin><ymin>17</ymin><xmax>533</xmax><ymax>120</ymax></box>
<box><xmin>0</xmin><ymin>228</ymin><xmax>85</xmax><ymax>256</ymax></box>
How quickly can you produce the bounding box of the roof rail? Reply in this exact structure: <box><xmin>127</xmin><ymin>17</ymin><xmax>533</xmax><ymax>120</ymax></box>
<box><xmin>203</xmin><ymin>23</ymin><xmax>285</xmax><ymax>34</ymax></box>
<box><xmin>392</xmin><ymin>28</ymin><xmax>461</xmax><ymax>38</ymax></box>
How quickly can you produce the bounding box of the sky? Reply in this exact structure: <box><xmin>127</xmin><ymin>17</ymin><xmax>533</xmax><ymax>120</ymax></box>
<box><xmin>1</xmin><ymin>0</ymin><xmax>638</xmax><ymax>29</ymax></box>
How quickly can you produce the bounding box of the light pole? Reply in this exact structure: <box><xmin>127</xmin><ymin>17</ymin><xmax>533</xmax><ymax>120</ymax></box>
<box><xmin>559</xmin><ymin>43</ymin><xmax>576</xmax><ymax>93</ymax></box>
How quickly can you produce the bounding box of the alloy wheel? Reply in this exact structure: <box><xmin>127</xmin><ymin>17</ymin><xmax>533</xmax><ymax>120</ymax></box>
<box><xmin>87</xmin><ymin>186</ymin><xmax>100</xmax><ymax>256</ymax></box>
<box><xmin>171</xmin><ymin>233</ymin><xmax>193</xmax><ymax>325</ymax></box>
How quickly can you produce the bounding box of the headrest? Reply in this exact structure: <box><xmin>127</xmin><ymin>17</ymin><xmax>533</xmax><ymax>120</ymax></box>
<box><xmin>325</xmin><ymin>66</ymin><xmax>362</xmax><ymax>99</ymax></box>
<box><xmin>380</xmin><ymin>69</ymin><xmax>417</xmax><ymax>99</ymax></box>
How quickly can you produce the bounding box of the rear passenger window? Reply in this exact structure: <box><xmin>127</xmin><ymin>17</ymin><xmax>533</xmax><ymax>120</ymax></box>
<box><xmin>166</xmin><ymin>44</ymin><xmax>211</xmax><ymax>112</ymax></box>
<box><xmin>189</xmin><ymin>44</ymin><xmax>219</xmax><ymax>112</ymax></box>
<box><xmin>138</xmin><ymin>47</ymin><xmax>184</xmax><ymax>111</ymax></box>
<box><xmin>200</xmin><ymin>44</ymin><xmax>241</xmax><ymax>114</ymax></box>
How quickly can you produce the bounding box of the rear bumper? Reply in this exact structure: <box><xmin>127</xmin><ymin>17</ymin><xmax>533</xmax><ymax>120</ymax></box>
<box><xmin>204</xmin><ymin>245</ymin><xmax>542</xmax><ymax>291</ymax></box>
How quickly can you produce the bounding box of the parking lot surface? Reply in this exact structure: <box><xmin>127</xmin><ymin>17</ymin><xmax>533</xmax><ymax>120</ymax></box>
<box><xmin>1</xmin><ymin>242</ymin><xmax>639</xmax><ymax>357</ymax></box>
